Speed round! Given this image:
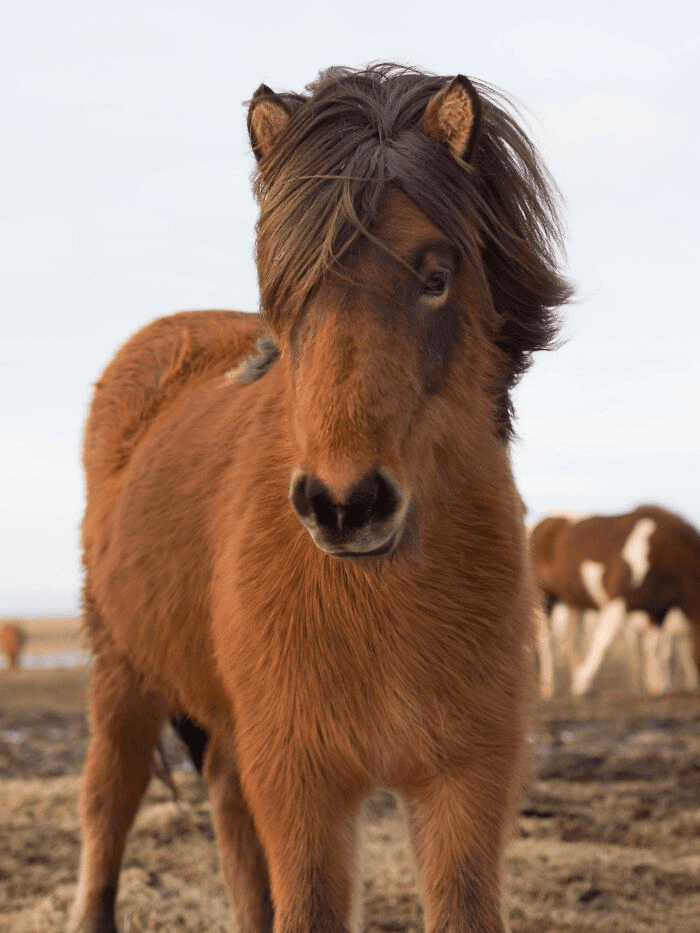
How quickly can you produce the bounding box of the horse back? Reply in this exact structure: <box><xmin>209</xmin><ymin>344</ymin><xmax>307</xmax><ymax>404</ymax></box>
<box><xmin>84</xmin><ymin>310</ymin><xmax>265</xmax><ymax>491</ymax></box>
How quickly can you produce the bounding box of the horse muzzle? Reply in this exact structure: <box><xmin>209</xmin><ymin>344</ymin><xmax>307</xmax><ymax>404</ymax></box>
<box><xmin>289</xmin><ymin>468</ymin><xmax>409</xmax><ymax>559</ymax></box>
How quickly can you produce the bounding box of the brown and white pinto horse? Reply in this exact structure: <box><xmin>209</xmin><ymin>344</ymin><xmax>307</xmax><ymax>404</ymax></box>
<box><xmin>531</xmin><ymin>506</ymin><xmax>700</xmax><ymax>696</ymax></box>
<box><xmin>72</xmin><ymin>65</ymin><xmax>571</xmax><ymax>933</ymax></box>
<box><xmin>0</xmin><ymin>621</ymin><xmax>25</xmax><ymax>669</ymax></box>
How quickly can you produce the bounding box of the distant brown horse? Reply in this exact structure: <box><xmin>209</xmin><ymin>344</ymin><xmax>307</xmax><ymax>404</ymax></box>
<box><xmin>0</xmin><ymin>621</ymin><xmax>25</xmax><ymax>669</ymax></box>
<box><xmin>71</xmin><ymin>65</ymin><xmax>571</xmax><ymax>933</ymax></box>
<box><xmin>530</xmin><ymin>506</ymin><xmax>700</xmax><ymax>695</ymax></box>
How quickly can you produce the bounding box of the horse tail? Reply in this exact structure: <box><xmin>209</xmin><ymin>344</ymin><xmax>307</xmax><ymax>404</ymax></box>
<box><xmin>169</xmin><ymin>715</ymin><xmax>210</xmax><ymax>774</ymax></box>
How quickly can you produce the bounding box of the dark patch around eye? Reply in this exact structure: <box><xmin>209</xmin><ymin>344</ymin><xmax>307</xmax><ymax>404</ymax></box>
<box><xmin>410</xmin><ymin>244</ymin><xmax>462</xmax><ymax>393</ymax></box>
<box><xmin>421</xmin><ymin>296</ymin><xmax>463</xmax><ymax>394</ymax></box>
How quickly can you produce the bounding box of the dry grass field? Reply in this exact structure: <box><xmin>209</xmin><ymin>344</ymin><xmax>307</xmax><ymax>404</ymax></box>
<box><xmin>2</xmin><ymin>617</ymin><xmax>700</xmax><ymax>932</ymax></box>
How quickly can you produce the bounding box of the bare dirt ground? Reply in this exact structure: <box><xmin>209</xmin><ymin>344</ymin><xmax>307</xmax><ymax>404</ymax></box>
<box><xmin>1</xmin><ymin>625</ymin><xmax>700</xmax><ymax>932</ymax></box>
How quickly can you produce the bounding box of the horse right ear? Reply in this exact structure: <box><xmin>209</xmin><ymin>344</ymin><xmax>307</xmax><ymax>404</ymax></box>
<box><xmin>423</xmin><ymin>75</ymin><xmax>482</xmax><ymax>163</ymax></box>
<box><xmin>248</xmin><ymin>85</ymin><xmax>292</xmax><ymax>162</ymax></box>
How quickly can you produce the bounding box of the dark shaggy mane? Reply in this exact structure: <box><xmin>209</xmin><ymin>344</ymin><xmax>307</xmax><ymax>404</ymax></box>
<box><xmin>253</xmin><ymin>63</ymin><xmax>573</xmax><ymax>436</ymax></box>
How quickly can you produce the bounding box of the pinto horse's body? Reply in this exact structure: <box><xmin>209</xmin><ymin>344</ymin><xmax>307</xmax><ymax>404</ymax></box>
<box><xmin>531</xmin><ymin>506</ymin><xmax>700</xmax><ymax>696</ymax></box>
<box><xmin>72</xmin><ymin>65</ymin><xmax>571</xmax><ymax>933</ymax></box>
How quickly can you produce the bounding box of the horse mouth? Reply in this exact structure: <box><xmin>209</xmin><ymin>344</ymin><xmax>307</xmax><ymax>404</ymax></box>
<box><xmin>327</xmin><ymin>531</ymin><xmax>398</xmax><ymax>560</ymax></box>
<box><xmin>305</xmin><ymin>524</ymin><xmax>401</xmax><ymax>561</ymax></box>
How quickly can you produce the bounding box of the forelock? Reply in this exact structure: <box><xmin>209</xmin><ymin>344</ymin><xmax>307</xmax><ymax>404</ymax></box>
<box><xmin>253</xmin><ymin>65</ymin><xmax>479</xmax><ymax>328</ymax></box>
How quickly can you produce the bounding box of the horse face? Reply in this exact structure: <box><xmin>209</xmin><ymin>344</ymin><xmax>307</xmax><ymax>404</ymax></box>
<box><xmin>248</xmin><ymin>75</ymin><xmax>485</xmax><ymax>559</ymax></box>
<box><xmin>283</xmin><ymin>190</ymin><xmax>469</xmax><ymax>559</ymax></box>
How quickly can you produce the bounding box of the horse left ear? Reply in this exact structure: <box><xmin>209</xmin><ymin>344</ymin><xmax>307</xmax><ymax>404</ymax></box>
<box><xmin>248</xmin><ymin>84</ymin><xmax>292</xmax><ymax>162</ymax></box>
<box><xmin>423</xmin><ymin>75</ymin><xmax>481</xmax><ymax>163</ymax></box>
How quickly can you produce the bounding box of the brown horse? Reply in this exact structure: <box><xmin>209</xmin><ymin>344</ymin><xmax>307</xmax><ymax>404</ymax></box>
<box><xmin>72</xmin><ymin>65</ymin><xmax>571</xmax><ymax>933</ymax></box>
<box><xmin>530</xmin><ymin>506</ymin><xmax>700</xmax><ymax>695</ymax></box>
<box><xmin>0</xmin><ymin>621</ymin><xmax>25</xmax><ymax>669</ymax></box>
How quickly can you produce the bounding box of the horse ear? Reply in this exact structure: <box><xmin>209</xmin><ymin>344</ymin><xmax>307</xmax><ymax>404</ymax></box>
<box><xmin>248</xmin><ymin>84</ymin><xmax>292</xmax><ymax>162</ymax></box>
<box><xmin>423</xmin><ymin>75</ymin><xmax>482</xmax><ymax>163</ymax></box>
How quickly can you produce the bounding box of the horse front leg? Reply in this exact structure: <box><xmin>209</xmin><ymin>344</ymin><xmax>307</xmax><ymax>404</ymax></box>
<box><xmin>623</xmin><ymin>610</ymin><xmax>654</xmax><ymax>692</ymax></box>
<box><xmin>203</xmin><ymin>734</ymin><xmax>273</xmax><ymax>933</ymax></box>
<box><xmin>240</xmin><ymin>760</ymin><xmax>367</xmax><ymax>933</ymax></box>
<box><xmin>571</xmin><ymin>597</ymin><xmax>627</xmax><ymax>696</ymax></box>
<box><xmin>69</xmin><ymin>651</ymin><xmax>166</xmax><ymax>933</ymax></box>
<box><xmin>400</xmin><ymin>754</ymin><xmax>523</xmax><ymax>933</ymax></box>
<box><xmin>534</xmin><ymin>604</ymin><xmax>555</xmax><ymax>700</ymax></box>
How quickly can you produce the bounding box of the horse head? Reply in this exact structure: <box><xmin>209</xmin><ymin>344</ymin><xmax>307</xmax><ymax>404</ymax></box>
<box><xmin>247</xmin><ymin>70</ymin><xmax>505</xmax><ymax>559</ymax></box>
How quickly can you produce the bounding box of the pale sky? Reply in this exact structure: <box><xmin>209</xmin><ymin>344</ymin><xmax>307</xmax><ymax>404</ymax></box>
<box><xmin>2</xmin><ymin>0</ymin><xmax>699</xmax><ymax>613</ymax></box>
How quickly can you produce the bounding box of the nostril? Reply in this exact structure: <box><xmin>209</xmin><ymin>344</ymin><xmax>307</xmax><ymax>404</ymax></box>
<box><xmin>290</xmin><ymin>473</ymin><xmax>341</xmax><ymax>529</ymax></box>
<box><xmin>291</xmin><ymin>469</ymin><xmax>403</xmax><ymax>537</ymax></box>
<box><xmin>290</xmin><ymin>472</ymin><xmax>313</xmax><ymax>519</ymax></box>
<box><xmin>344</xmin><ymin>470</ymin><xmax>400</xmax><ymax>529</ymax></box>
<box><xmin>309</xmin><ymin>482</ymin><xmax>343</xmax><ymax>530</ymax></box>
<box><xmin>373</xmin><ymin>471</ymin><xmax>402</xmax><ymax>520</ymax></box>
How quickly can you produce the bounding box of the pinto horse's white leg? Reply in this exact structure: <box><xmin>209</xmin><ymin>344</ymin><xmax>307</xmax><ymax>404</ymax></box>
<box><xmin>622</xmin><ymin>610</ymin><xmax>654</xmax><ymax>693</ymax></box>
<box><xmin>69</xmin><ymin>650</ymin><xmax>166</xmax><ymax>933</ymax></box>
<box><xmin>640</xmin><ymin>618</ymin><xmax>665</xmax><ymax>694</ymax></box>
<box><xmin>661</xmin><ymin>608</ymin><xmax>699</xmax><ymax>691</ymax></box>
<box><xmin>203</xmin><ymin>735</ymin><xmax>274</xmax><ymax>933</ymax></box>
<box><xmin>549</xmin><ymin>604</ymin><xmax>581</xmax><ymax>693</ymax></box>
<box><xmin>534</xmin><ymin>605</ymin><xmax>555</xmax><ymax>700</ymax></box>
<box><xmin>569</xmin><ymin>607</ymin><xmax>587</xmax><ymax>682</ymax></box>
<box><xmin>571</xmin><ymin>597</ymin><xmax>626</xmax><ymax>696</ymax></box>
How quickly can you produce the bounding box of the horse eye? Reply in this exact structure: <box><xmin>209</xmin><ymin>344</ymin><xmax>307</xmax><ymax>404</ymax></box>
<box><xmin>421</xmin><ymin>270</ymin><xmax>449</xmax><ymax>298</ymax></box>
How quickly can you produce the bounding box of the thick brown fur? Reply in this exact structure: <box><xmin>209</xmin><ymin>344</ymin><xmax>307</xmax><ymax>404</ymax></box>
<box><xmin>0</xmin><ymin>621</ymin><xmax>25</xmax><ymax>669</ymax></box>
<box><xmin>531</xmin><ymin>505</ymin><xmax>700</xmax><ymax>676</ymax></box>
<box><xmin>73</xmin><ymin>65</ymin><xmax>571</xmax><ymax>933</ymax></box>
